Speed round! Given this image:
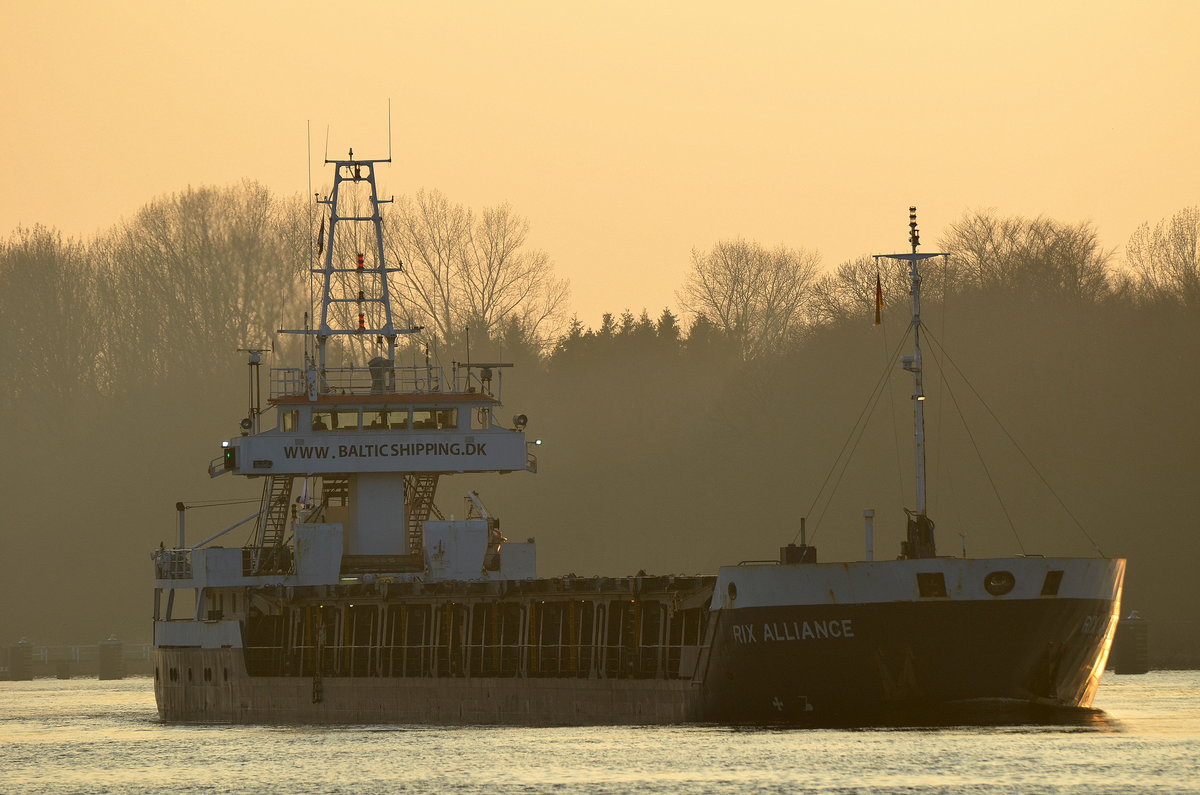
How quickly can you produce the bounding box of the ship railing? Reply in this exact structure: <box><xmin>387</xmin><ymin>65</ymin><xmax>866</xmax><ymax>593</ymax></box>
<box><xmin>152</xmin><ymin>548</ymin><xmax>193</xmax><ymax>580</ymax></box>
<box><xmin>242</xmin><ymin>547</ymin><xmax>294</xmax><ymax>576</ymax></box>
<box><xmin>271</xmin><ymin>364</ymin><xmax>476</xmax><ymax>398</ymax></box>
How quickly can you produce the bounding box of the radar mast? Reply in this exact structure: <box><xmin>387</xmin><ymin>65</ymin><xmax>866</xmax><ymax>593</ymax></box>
<box><xmin>874</xmin><ymin>207</ymin><xmax>948</xmax><ymax>559</ymax></box>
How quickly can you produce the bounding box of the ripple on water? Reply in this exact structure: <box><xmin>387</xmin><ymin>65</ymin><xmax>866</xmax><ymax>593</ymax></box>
<box><xmin>0</xmin><ymin>672</ymin><xmax>1196</xmax><ymax>794</ymax></box>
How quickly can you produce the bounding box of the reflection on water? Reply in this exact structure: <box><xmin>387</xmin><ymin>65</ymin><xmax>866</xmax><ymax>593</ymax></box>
<box><xmin>733</xmin><ymin>704</ymin><xmax>1125</xmax><ymax>738</ymax></box>
<box><xmin>731</xmin><ymin>697</ymin><xmax>1125</xmax><ymax>733</ymax></box>
<box><xmin>0</xmin><ymin>671</ymin><xmax>1195</xmax><ymax>794</ymax></box>
<box><xmin>881</xmin><ymin>700</ymin><xmax>1124</xmax><ymax>732</ymax></box>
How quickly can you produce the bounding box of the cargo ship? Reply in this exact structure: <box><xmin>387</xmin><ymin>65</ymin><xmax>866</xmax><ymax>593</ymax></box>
<box><xmin>151</xmin><ymin>153</ymin><xmax>1125</xmax><ymax>724</ymax></box>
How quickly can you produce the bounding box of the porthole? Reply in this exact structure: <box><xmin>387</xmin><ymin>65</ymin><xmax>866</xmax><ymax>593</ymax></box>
<box><xmin>984</xmin><ymin>570</ymin><xmax>1016</xmax><ymax>596</ymax></box>
<box><xmin>223</xmin><ymin>668</ymin><xmax>229</xmax><ymax>683</ymax></box>
<box><xmin>727</xmin><ymin>582</ymin><xmax>738</xmax><ymax>602</ymax></box>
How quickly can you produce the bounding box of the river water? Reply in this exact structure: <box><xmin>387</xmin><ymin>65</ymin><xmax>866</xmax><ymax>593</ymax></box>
<box><xmin>1</xmin><ymin>671</ymin><xmax>1196</xmax><ymax>793</ymax></box>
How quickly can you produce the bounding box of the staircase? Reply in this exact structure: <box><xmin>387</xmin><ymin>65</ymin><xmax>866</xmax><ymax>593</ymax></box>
<box><xmin>250</xmin><ymin>475</ymin><xmax>293</xmax><ymax>573</ymax></box>
<box><xmin>404</xmin><ymin>473</ymin><xmax>442</xmax><ymax>555</ymax></box>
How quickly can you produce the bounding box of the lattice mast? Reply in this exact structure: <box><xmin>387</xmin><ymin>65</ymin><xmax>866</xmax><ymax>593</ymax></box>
<box><xmin>282</xmin><ymin>149</ymin><xmax>420</xmax><ymax>384</ymax></box>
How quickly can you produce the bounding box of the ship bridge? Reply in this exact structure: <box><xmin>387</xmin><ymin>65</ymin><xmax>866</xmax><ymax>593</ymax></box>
<box><xmin>210</xmin><ymin>358</ymin><xmax>534</xmax><ymax>574</ymax></box>
<box><xmin>173</xmin><ymin>149</ymin><xmax>537</xmax><ymax>579</ymax></box>
<box><xmin>223</xmin><ymin>361</ymin><xmax>534</xmax><ymax>477</ymax></box>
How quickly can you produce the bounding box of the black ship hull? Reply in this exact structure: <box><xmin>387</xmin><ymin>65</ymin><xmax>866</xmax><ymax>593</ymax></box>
<box><xmin>703</xmin><ymin>596</ymin><xmax>1118</xmax><ymax>725</ymax></box>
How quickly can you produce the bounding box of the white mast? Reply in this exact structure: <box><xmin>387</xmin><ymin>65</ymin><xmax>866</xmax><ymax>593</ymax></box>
<box><xmin>278</xmin><ymin>148</ymin><xmax>422</xmax><ymax>396</ymax></box>
<box><xmin>907</xmin><ymin>208</ymin><xmax>928</xmax><ymax>515</ymax></box>
<box><xmin>874</xmin><ymin>207</ymin><xmax>948</xmax><ymax>558</ymax></box>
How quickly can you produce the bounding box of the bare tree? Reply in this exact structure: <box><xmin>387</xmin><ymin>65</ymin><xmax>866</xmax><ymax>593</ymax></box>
<box><xmin>462</xmin><ymin>204</ymin><xmax>569</xmax><ymax>349</ymax></box>
<box><xmin>95</xmin><ymin>182</ymin><xmax>307</xmax><ymax>384</ymax></box>
<box><xmin>1125</xmin><ymin>206</ymin><xmax>1200</xmax><ymax>306</ymax></box>
<box><xmin>0</xmin><ymin>226</ymin><xmax>101</xmax><ymax>405</ymax></box>
<box><xmin>678</xmin><ymin>239</ymin><xmax>820</xmax><ymax>359</ymax></box>
<box><xmin>809</xmin><ymin>255</ymin><xmax>913</xmax><ymax>326</ymax></box>
<box><xmin>384</xmin><ymin>189</ymin><xmax>472</xmax><ymax>345</ymax></box>
<box><xmin>940</xmin><ymin>210</ymin><xmax>1111</xmax><ymax>302</ymax></box>
<box><xmin>384</xmin><ymin>190</ymin><xmax>568</xmax><ymax>353</ymax></box>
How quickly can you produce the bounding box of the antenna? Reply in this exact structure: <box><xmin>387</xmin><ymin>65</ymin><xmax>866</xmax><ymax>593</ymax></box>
<box><xmin>306</xmin><ymin>121</ymin><xmax>315</xmax><ymax>364</ymax></box>
<box><xmin>387</xmin><ymin>98</ymin><xmax>393</xmax><ymax>162</ymax></box>
<box><xmin>323</xmin><ymin>125</ymin><xmax>330</xmax><ymax>162</ymax></box>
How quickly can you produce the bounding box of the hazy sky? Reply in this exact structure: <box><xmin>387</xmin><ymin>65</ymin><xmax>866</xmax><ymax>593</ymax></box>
<box><xmin>5</xmin><ymin>1</ymin><xmax>1198</xmax><ymax>326</ymax></box>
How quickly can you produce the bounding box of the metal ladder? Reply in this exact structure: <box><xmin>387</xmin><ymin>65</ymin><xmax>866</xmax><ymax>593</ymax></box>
<box><xmin>404</xmin><ymin>473</ymin><xmax>442</xmax><ymax>555</ymax></box>
<box><xmin>251</xmin><ymin>475</ymin><xmax>293</xmax><ymax>573</ymax></box>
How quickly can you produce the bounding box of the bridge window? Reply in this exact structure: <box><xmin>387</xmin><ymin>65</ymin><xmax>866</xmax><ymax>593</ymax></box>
<box><xmin>281</xmin><ymin>410</ymin><xmax>299</xmax><ymax>432</ymax></box>
<box><xmin>312</xmin><ymin>410</ymin><xmax>360</xmax><ymax>431</ymax></box>
<box><xmin>411</xmin><ymin>409</ymin><xmax>459</xmax><ymax>429</ymax></box>
<box><xmin>364</xmin><ymin>408</ymin><xmax>411</xmax><ymax>429</ymax></box>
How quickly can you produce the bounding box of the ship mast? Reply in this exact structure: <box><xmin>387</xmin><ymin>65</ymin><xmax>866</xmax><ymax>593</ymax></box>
<box><xmin>874</xmin><ymin>207</ymin><xmax>948</xmax><ymax>559</ymax></box>
<box><xmin>279</xmin><ymin>148</ymin><xmax>422</xmax><ymax>393</ymax></box>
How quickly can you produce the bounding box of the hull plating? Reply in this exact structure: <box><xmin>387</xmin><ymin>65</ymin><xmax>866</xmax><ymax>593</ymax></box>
<box><xmin>154</xmin><ymin>647</ymin><xmax>702</xmax><ymax>725</ymax></box>
<box><xmin>154</xmin><ymin>595</ymin><xmax>1118</xmax><ymax>725</ymax></box>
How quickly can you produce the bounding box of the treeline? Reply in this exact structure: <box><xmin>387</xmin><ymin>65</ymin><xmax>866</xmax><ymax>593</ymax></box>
<box><xmin>3</xmin><ymin>182</ymin><xmax>1195</xmax><ymax>411</ymax></box>
<box><xmin>1</xmin><ymin>185</ymin><xmax>1197</xmax><ymax>665</ymax></box>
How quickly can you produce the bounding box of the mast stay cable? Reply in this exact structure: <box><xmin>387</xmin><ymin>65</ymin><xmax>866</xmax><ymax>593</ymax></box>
<box><xmin>922</xmin><ymin>327</ymin><xmax>1106</xmax><ymax>557</ymax></box>
<box><xmin>920</xmin><ymin>336</ymin><xmax>1026</xmax><ymax>554</ymax></box>
<box><xmin>797</xmin><ymin>324</ymin><xmax>913</xmax><ymax>544</ymax></box>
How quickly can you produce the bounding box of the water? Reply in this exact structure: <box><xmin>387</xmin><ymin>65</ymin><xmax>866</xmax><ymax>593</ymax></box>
<box><xmin>1</xmin><ymin>672</ymin><xmax>1197</xmax><ymax>794</ymax></box>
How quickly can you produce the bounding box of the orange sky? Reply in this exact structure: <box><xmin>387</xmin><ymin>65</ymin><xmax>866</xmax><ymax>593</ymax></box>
<box><xmin>4</xmin><ymin>1</ymin><xmax>1198</xmax><ymax>327</ymax></box>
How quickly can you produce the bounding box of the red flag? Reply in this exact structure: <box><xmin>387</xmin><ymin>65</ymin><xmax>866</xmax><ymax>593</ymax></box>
<box><xmin>316</xmin><ymin>216</ymin><xmax>326</xmax><ymax>256</ymax></box>
<box><xmin>874</xmin><ymin>273</ymin><xmax>883</xmax><ymax>326</ymax></box>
